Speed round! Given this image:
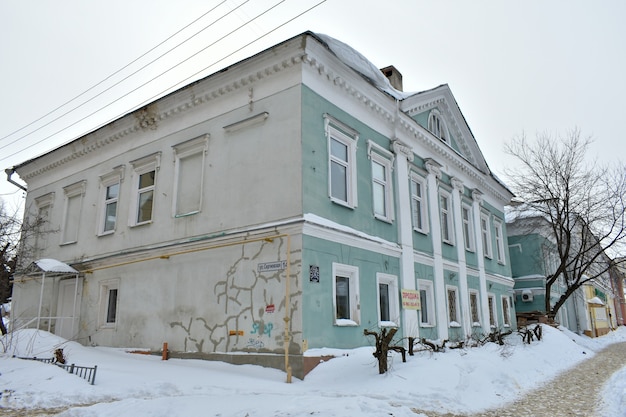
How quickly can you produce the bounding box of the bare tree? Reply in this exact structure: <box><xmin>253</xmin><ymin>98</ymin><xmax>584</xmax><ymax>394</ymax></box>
<box><xmin>0</xmin><ymin>199</ymin><xmax>23</xmax><ymax>335</ymax></box>
<box><xmin>505</xmin><ymin>129</ymin><xmax>626</xmax><ymax>319</ymax></box>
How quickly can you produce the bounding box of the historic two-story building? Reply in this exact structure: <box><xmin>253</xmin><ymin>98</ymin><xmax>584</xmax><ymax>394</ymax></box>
<box><xmin>9</xmin><ymin>32</ymin><xmax>515</xmax><ymax>378</ymax></box>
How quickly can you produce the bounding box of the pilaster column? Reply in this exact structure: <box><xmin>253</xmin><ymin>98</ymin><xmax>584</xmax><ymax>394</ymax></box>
<box><xmin>472</xmin><ymin>189</ymin><xmax>491</xmax><ymax>334</ymax></box>
<box><xmin>391</xmin><ymin>140</ymin><xmax>419</xmax><ymax>341</ymax></box>
<box><xmin>425</xmin><ymin>158</ymin><xmax>448</xmax><ymax>341</ymax></box>
<box><xmin>451</xmin><ymin>177</ymin><xmax>470</xmax><ymax>336</ymax></box>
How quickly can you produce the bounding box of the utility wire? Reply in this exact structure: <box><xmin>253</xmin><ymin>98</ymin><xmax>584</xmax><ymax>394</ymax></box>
<box><xmin>0</xmin><ymin>0</ymin><xmax>245</xmax><ymax>153</ymax></box>
<box><xmin>1</xmin><ymin>0</ymin><xmax>326</xmax><ymax>165</ymax></box>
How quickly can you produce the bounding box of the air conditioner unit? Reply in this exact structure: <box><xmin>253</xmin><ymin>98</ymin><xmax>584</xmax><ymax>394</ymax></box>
<box><xmin>521</xmin><ymin>290</ymin><xmax>534</xmax><ymax>302</ymax></box>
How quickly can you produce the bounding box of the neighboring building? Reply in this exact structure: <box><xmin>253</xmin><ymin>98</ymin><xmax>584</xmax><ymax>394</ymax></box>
<box><xmin>611</xmin><ymin>257</ymin><xmax>626</xmax><ymax>326</ymax></box>
<box><xmin>507</xmin><ymin>211</ymin><xmax>620</xmax><ymax>336</ymax></box>
<box><xmin>9</xmin><ymin>32</ymin><xmax>515</xmax><ymax>378</ymax></box>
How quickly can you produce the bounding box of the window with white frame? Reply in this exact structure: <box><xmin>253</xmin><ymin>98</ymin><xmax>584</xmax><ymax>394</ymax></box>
<box><xmin>469</xmin><ymin>290</ymin><xmax>481</xmax><ymax>326</ymax></box>
<box><xmin>418</xmin><ymin>279</ymin><xmax>436</xmax><ymax>327</ymax></box>
<box><xmin>461</xmin><ymin>204</ymin><xmax>475</xmax><ymax>251</ymax></box>
<box><xmin>488</xmin><ymin>293</ymin><xmax>497</xmax><ymax>328</ymax></box>
<box><xmin>481</xmin><ymin>213</ymin><xmax>493</xmax><ymax>258</ymax></box>
<box><xmin>130</xmin><ymin>153</ymin><xmax>160</xmax><ymax>226</ymax></box>
<box><xmin>98</xmin><ymin>168</ymin><xmax>124</xmax><ymax>235</ymax></box>
<box><xmin>440</xmin><ymin>191</ymin><xmax>454</xmax><ymax>245</ymax></box>
<box><xmin>61</xmin><ymin>181</ymin><xmax>86</xmax><ymax>245</ymax></box>
<box><xmin>99</xmin><ymin>279</ymin><xmax>120</xmax><ymax>328</ymax></box>
<box><xmin>332</xmin><ymin>263</ymin><xmax>360</xmax><ymax>325</ymax></box>
<box><xmin>494</xmin><ymin>220</ymin><xmax>505</xmax><ymax>264</ymax></box>
<box><xmin>326</xmin><ymin>116</ymin><xmax>358</xmax><ymax>208</ymax></box>
<box><xmin>410</xmin><ymin>174</ymin><xmax>428</xmax><ymax>233</ymax></box>
<box><xmin>377</xmin><ymin>273</ymin><xmax>399</xmax><ymax>327</ymax></box>
<box><xmin>502</xmin><ymin>296</ymin><xmax>511</xmax><ymax>327</ymax></box>
<box><xmin>368</xmin><ymin>141</ymin><xmax>394</xmax><ymax>222</ymax></box>
<box><xmin>447</xmin><ymin>285</ymin><xmax>461</xmax><ymax>326</ymax></box>
<box><xmin>428</xmin><ymin>110</ymin><xmax>448</xmax><ymax>142</ymax></box>
<box><xmin>173</xmin><ymin>135</ymin><xmax>208</xmax><ymax>217</ymax></box>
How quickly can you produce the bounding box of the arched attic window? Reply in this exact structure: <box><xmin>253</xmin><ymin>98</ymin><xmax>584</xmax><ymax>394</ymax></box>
<box><xmin>428</xmin><ymin>110</ymin><xmax>448</xmax><ymax>143</ymax></box>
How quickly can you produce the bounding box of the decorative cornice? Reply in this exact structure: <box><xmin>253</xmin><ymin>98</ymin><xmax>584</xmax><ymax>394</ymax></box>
<box><xmin>20</xmin><ymin>52</ymin><xmax>307</xmax><ymax>181</ymax></box>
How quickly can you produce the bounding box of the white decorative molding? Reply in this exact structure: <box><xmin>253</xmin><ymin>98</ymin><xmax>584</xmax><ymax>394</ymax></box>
<box><xmin>424</xmin><ymin>158</ymin><xmax>442</xmax><ymax>179</ymax></box>
<box><xmin>391</xmin><ymin>139</ymin><xmax>414</xmax><ymax>162</ymax></box>
<box><xmin>223</xmin><ymin>112</ymin><xmax>269</xmax><ymax>133</ymax></box>
<box><xmin>451</xmin><ymin>176</ymin><xmax>464</xmax><ymax>193</ymax></box>
<box><xmin>19</xmin><ymin>51</ymin><xmax>307</xmax><ymax>180</ymax></box>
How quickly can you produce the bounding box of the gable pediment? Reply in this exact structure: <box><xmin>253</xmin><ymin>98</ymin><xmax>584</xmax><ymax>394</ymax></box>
<box><xmin>400</xmin><ymin>85</ymin><xmax>490</xmax><ymax>174</ymax></box>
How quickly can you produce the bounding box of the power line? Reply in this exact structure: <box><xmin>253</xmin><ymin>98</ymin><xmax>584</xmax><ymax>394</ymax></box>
<box><xmin>0</xmin><ymin>0</ymin><xmax>327</xmax><ymax>166</ymax></box>
<box><xmin>0</xmin><ymin>0</ymin><xmax>244</xmax><ymax>153</ymax></box>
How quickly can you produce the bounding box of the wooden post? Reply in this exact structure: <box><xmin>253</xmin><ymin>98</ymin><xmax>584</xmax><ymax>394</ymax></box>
<box><xmin>162</xmin><ymin>342</ymin><xmax>168</xmax><ymax>360</ymax></box>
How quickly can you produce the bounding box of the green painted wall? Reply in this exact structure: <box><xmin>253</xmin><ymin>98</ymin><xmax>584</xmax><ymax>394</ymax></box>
<box><xmin>302</xmin><ymin>235</ymin><xmax>401</xmax><ymax>349</ymax></box>
<box><xmin>301</xmin><ymin>86</ymin><xmax>398</xmax><ymax>243</ymax></box>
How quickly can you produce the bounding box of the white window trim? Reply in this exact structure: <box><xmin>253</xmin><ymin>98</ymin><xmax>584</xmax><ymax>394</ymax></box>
<box><xmin>172</xmin><ymin>135</ymin><xmax>208</xmax><ymax>217</ymax></box>
<box><xmin>325</xmin><ymin>115</ymin><xmax>358</xmax><ymax>208</ymax></box>
<box><xmin>428</xmin><ymin>109</ymin><xmax>449</xmax><ymax>142</ymax></box>
<box><xmin>410</xmin><ymin>173</ymin><xmax>429</xmax><ymax>234</ymax></box>
<box><xmin>129</xmin><ymin>153</ymin><xmax>161</xmax><ymax>227</ymax></box>
<box><xmin>418</xmin><ymin>279</ymin><xmax>436</xmax><ymax>327</ymax></box>
<box><xmin>60</xmin><ymin>181</ymin><xmax>86</xmax><ymax>245</ymax></box>
<box><xmin>446</xmin><ymin>285</ymin><xmax>461</xmax><ymax>327</ymax></box>
<box><xmin>481</xmin><ymin>212</ymin><xmax>493</xmax><ymax>259</ymax></box>
<box><xmin>488</xmin><ymin>293</ymin><xmax>498</xmax><ymax>328</ymax></box>
<box><xmin>462</xmin><ymin>203</ymin><xmax>475</xmax><ymax>252</ymax></box>
<box><xmin>469</xmin><ymin>289</ymin><xmax>481</xmax><ymax>327</ymax></box>
<box><xmin>440</xmin><ymin>191</ymin><xmax>455</xmax><ymax>245</ymax></box>
<box><xmin>332</xmin><ymin>263</ymin><xmax>360</xmax><ymax>326</ymax></box>
<box><xmin>97</xmin><ymin>167</ymin><xmax>124</xmax><ymax>236</ymax></box>
<box><xmin>99</xmin><ymin>279</ymin><xmax>120</xmax><ymax>329</ymax></box>
<box><xmin>494</xmin><ymin>219</ymin><xmax>506</xmax><ymax>264</ymax></box>
<box><xmin>368</xmin><ymin>142</ymin><xmax>394</xmax><ymax>223</ymax></box>
<box><xmin>376</xmin><ymin>273</ymin><xmax>399</xmax><ymax>327</ymax></box>
<box><xmin>502</xmin><ymin>295</ymin><xmax>512</xmax><ymax>327</ymax></box>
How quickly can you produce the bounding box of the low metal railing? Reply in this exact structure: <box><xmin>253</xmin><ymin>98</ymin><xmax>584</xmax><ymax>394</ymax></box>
<box><xmin>16</xmin><ymin>356</ymin><xmax>98</xmax><ymax>385</ymax></box>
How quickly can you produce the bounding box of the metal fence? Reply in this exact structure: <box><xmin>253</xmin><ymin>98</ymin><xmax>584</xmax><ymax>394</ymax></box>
<box><xmin>16</xmin><ymin>356</ymin><xmax>98</xmax><ymax>385</ymax></box>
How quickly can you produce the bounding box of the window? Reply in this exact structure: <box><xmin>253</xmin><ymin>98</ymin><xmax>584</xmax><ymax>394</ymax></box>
<box><xmin>447</xmin><ymin>286</ymin><xmax>460</xmax><ymax>326</ymax></box>
<box><xmin>173</xmin><ymin>135</ymin><xmax>208</xmax><ymax>217</ymax></box>
<box><xmin>103</xmin><ymin>183</ymin><xmax>120</xmax><ymax>232</ymax></box>
<box><xmin>502</xmin><ymin>296</ymin><xmax>511</xmax><ymax>327</ymax></box>
<box><xmin>368</xmin><ymin>141</ymin><xmax>394</xmax><ymax>222</ymax></box>
<box><xmin>411</xmin><ymin>175</ymin><xmax>428</xmax><ymax>233</ymax></box>
<box><xmin>462</xmin><ymin>204</ymin><xmax>475</xmax><ymax>251</ymax></box>
<box><xmin>326</xmin><ymin>116</ymin><xmax>358</xmax><ymax>208</ymax></box>
<box><xmin>332</xmin><ymin>263</ymin><xmax>360</xmax><ymax>325</ymax></box>
<box><xmin>377</xmin><ymin>273</ymin><xmax>399</xmax><ymax>327</ymax></box>
<box><xmin>469</xmin><ymin>291</ymin><xmax>480</xmax><ymax>325</ymax></box>
<box><xmin>418</xmin><ymin>279</ymin><xmax>435</xmax><ymax>327</ymax></box>
<box><xmin>99</xmin><ymin>279</ymin><xmax>120</xmax><ymax>328</ymax></box>
<box><xmin>61</xmin><ymin>181</ymin><xmax>86</xmax><ymax>245</ymax></box>
<box><xmin>440</xmin><ymin>192</ymin><xmax>454</xmax><ymax>245</ymax></box>
<box><xmin>428</xmin><ymin>110</ymin><xmax>448</xmax><ymax>142</ymax></box>
<box><xmin>481</xmin><ymin>213</ymin><xmax>493</xmax><ymax>258</ymax></box>
<box><xmin>130</xmin><ymin>153</ymin><xmax>160</xmax><ymax>226</ymax></box>
<box><xmin>494</xmin><ymin>220</ymin><xmax>505</xmax><ymax>264</ymax></box>
<box><xmin>34</xmin><ymin>193</ymin><xmax>54</xmax><ymax>256</ymax></box>
<box><xmin>98</xmin><ymin>168</ymin><xmax>124</xmax><ymax>235</ymax></box>
<box><xmin>488</xmin><ymin>294</ymin><xmax>497</xmax><ymax>327</ymax></box>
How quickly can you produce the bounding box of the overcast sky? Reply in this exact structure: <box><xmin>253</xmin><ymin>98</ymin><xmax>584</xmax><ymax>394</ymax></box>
<box><xmin>1</xmin><ymin>0</ymin><xmax>625</xmax><ymax>208</ymax></box>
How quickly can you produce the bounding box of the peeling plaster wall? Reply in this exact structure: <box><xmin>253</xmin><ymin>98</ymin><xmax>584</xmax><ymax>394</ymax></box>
<box><xmin>83</xmin><ymin>233</ymin><xmax>303</xmax><ymax>354</ymax></box>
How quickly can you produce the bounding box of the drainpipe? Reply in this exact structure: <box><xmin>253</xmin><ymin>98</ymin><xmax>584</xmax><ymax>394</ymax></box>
<box><xmin>5</xmin><ymin>168</ymin><xmax>27</xmax><ymax>192</ymax></box>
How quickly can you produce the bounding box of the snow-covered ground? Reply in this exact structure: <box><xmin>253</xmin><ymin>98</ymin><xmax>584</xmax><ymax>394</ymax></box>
<box><xmin>1</xmin><ymin>325</ymin><xmax>625</xmax><ymax>416</ymax></box>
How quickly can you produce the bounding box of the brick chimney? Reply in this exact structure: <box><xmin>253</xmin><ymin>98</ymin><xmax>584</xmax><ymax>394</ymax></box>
<box><xmin>380</xmin><ymin>65</ymin><xmax>403</xmax><ymax>91</ymax></box>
